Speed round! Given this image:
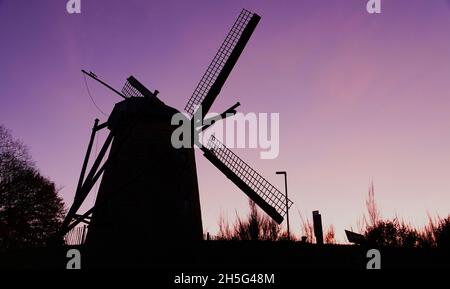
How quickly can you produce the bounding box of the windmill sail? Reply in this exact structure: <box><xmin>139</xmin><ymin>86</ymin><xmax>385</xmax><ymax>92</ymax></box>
<box><xmin>202</xmin><ymin>135</ymin><xmax>293</xmax><ymax>224</ymax></box>
<box><xmin>185</xmin><ymin>9</ymin><xmax>260</xmax><ymax>118</ymax></box>
<box><xmin>121</xmin><ymin>76</ymin><xmax>145</xmax><ymax>98</ymax></box>
<box><xmin>121</xmin><ymin>76</ymin><xmax>159</xmax><ymax>98</ymax></box>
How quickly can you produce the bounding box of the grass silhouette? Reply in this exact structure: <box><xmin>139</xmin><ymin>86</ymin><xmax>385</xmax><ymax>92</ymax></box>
<box><xmin>213</xmin><ymin>183</ymin><xmax>450</xmax><ymax>249</ymax></box>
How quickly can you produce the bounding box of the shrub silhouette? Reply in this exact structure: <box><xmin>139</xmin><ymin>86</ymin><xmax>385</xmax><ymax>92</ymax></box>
<box><xmin>299</xmin><ymin>213</ymin><xmax>314</xmax><ymax>243</ymax></box>
<box><xmin>365</xmin><ymin>219</ymin><xmax>420</xmax><ymax>248</ymax></box>
<box><xmin>324</xmin><ymin>225</ymin><xmax>336</xmax><ymax>244</ymax></box>
<box><xmin>434</xmin><ymin>217</ymin><xmax>450</xmax><ymax>249</ymax></box>
<box><xmin>362</xmin><ymin>183</ymin><xmax>450</xmax><ymax>248</ymax></box>
<box><xmin>216</xmin><ymin>199</ymin><xmax>291</xmax><ymax>241</ymax></box>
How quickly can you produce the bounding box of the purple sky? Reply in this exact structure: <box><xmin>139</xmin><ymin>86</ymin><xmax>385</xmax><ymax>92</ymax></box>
<box><xmin>1</xmin><ymin>0</ymin><xmax>450</xmax><ymax>241</ymax></box>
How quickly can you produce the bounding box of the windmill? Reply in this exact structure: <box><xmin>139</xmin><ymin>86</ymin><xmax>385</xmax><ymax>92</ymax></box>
<box><xmin>60</xmin><ymin>9</ymin><xmax>293</xmax><ymax>249</ymax></box>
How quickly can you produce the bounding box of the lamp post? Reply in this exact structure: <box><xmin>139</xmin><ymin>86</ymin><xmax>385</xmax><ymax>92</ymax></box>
<box><xmin>276</xmin><ymin>171</ymin><xmax>290</xmax><ymax>240</ymax></box>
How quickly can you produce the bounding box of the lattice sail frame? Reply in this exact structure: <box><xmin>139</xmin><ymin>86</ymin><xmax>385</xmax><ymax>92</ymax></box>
<box><xmin>121</xmin><ymin>79</ymin><xmax>145</xmax><ymax>98</ymax></box>
<box><xmin>184</xmin><ymin>9</ymin><xmax>255</xmax><ymax>115</ymax></box>
<box><xmin>205</xmin><ymin>135</ymin><xmax>293</xmax><ymax>220</ymax></box>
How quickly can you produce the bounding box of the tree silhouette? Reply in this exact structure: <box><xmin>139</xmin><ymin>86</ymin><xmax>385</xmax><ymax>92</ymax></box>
<box><xmin>0</xmin><ymin>125</ymin><xmax>65</xmax><ymax>249</ymax></box>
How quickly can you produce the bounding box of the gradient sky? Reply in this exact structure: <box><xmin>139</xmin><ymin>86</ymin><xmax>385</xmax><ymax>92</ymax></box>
<box><xmin>1</xmin><ymin>0</ymin><xmax>450</xmax><ymax>242</ymax></box>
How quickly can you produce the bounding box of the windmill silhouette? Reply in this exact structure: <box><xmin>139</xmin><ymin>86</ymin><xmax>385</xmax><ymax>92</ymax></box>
<box><xmin>60</xmin><ymin>9</ymin><xmax>292</xmax><ymax>249</ymax></box>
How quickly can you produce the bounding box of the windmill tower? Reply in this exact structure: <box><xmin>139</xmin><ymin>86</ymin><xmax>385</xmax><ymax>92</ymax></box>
<box><xmin>61</xmin><ymin>9</ymin><xmax>292</xmax><ymax>252</ymax></box>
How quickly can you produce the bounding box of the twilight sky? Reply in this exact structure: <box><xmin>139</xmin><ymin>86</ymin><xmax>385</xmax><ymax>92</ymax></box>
<box><xmin>1</xmin><ymin>0</ymin><xmax>450</xmax><ymax>241</ymax></box>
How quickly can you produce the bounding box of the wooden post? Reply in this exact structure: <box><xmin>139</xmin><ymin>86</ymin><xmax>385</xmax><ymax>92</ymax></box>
<box><xmin>313</xmin><ymin>210</ymin><xmax>324</xmax><ymax>245</ymax></box>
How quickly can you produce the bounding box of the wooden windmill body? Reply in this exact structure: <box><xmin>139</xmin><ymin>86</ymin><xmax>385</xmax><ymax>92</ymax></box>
<box><xmin>61</xmin><ymin>9</ymin><xmax>292</xmax><ymax>258</ymax></box>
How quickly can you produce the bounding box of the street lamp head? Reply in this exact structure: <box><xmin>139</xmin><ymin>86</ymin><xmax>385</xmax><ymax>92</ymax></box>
<box><xmin>276</xmin><ymin>171</ymin><xmax>286</xmax><ymax>175</ymax></box>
